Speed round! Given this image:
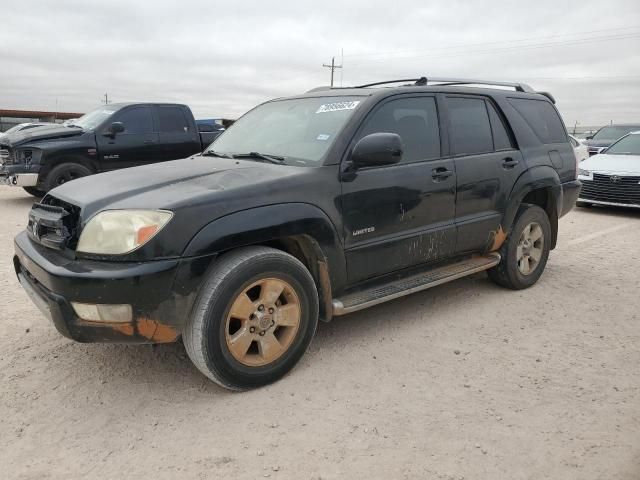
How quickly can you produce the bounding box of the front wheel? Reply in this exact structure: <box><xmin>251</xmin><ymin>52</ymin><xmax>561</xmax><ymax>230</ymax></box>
<box><xmin>44</xmin><ymin>162</ymin><xmax>92</xmax><ymax>192</ymax></box>
<box><xmin>487</xmin><ymin>204</ymin><xmax>551</xmax><ymax>290</ymax></box>
<box><xmin>183</xmin><ymin>246</ymin><xmax>319</xmax><ymax>390</ymax></box>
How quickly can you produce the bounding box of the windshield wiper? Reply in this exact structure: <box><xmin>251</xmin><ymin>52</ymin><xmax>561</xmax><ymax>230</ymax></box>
<box><xmin>232</xmin><ymin>152</ymin><xmax>285</xmax><ymax>164</ymax></box>
<box><xmin>201</xmin><ymin>150</ymin><xmax>233</xmax><ymax>158</ymax></box>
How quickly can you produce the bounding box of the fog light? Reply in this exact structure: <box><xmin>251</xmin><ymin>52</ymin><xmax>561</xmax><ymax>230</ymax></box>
<box><xmin>71</xmin><ymin>302</ymin><xmax>132</xmax><ymax>323</ymax></box>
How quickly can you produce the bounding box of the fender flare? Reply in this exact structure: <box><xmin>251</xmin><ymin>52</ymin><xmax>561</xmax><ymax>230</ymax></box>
<box><xmin>502</xmin><ymin>165</ymin><xmax>562</xmax><ymax>244</ymax></box>
<box><xmin>183</xmin><ymin>202</ymin><xmax>347</xmax><ymax>295</ymax></box>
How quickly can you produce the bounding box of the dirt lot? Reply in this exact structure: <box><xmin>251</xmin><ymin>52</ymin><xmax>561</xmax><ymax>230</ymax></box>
<box><xmin>1</xmin><ymin>187</ymin><xmax>639</xmax><ymax>480</ymax></box>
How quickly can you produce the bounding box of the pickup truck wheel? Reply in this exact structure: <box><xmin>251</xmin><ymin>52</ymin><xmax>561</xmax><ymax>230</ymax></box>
<box><xmin>22</xmin><ymin>187</ymin><xmax>45</xmax><ymax>198</ymax></box>
<box><xmin>183</xmin><ymin>246</ymin><xmax>319</xmax><ymax>390</ymax></box>
<box><xmin>487</xmin><ymin>204</ymin><xmax>551</xmax><ymax>290</ymax></box>
<box><xmin>44</xmin><ymin>163</ymin><xmax>92</xmax><ymax>192</ymax></box>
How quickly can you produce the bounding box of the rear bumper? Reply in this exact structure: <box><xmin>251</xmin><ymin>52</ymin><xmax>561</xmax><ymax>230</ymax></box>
<box><xmin>560</xmin><ymin>179</ymin><xmax>582</xmax><ymax>217</ymax></box>
<box><xmin>13</xmin><ymin>231</ymin><xmax>217</xmax><ymax>343</ymax></box>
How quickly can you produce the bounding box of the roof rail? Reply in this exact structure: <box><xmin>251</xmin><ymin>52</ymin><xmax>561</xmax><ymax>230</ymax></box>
<box><xmin>308</xmin><ymin>77</ymin><xmax>555</xmax><ymax>103</ymax></box>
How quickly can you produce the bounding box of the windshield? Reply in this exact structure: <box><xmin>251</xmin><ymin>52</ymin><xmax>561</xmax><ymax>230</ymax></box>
<box><xmin>71</xmin><ymin>106</ymin><xmax>119</xmax><ymax>130</ymax></box>
<box><xmin>592</xmin><ymin>126</ymin><xmax>640</xmax><ymax>142</ymax></box>
<box><xmin>605</xmin><ymin>134</ymin><xmax>640</xmax><ymax>155</ymax></box>
<box><xmin>207</xmin><ymin>96</ymin><xmax>364</xmax><ymax>165</ymax></box>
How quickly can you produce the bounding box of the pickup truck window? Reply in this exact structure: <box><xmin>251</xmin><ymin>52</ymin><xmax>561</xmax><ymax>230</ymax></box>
<box><xmin>208</xmin><ymin>96</ymin><xmax>364</xmax><ymax>165</ymax></box>
<box><xmin>115</xmin><ymin>106</ymin><xmax>154</xmax><ymax>134</ymax></box>
<box><xmin>158</xmin><ymin>106</ymin><xmax>190</xmax><ymax>133</ymax></box>
<box><xmin>356</xmin><ymin>97</ymin><xmax>440</xmax><ymax>163</ymax></box>
<box><xmin>72</xmin><ymin>106</ymin><xmax>118</xmax><ymax>130</ymax></box>
<box><xmin>448</xmin><ymin>96</ymin><xmax>494</xmax><ymax>156</ymax></box>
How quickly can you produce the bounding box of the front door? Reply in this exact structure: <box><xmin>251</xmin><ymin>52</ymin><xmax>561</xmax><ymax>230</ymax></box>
<box><xmin>444</xmin><ymin>95</ymin><xmax>527</xmax><ymax>253</ymax></box>
<box><xmin>96</xmin><ymin>105</ymin><xmax>159</xmax><ymax>171</ymax></box>
<box><xmin>340</xmin><ymin>95</ymin><xmax>457</xmax><ymax>283</ymax></box>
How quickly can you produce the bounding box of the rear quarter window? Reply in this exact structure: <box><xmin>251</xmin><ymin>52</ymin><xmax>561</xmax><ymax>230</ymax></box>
<box><xmin>508</xmin><ymin>98</ymin><xmax>567</xmax><ymax>144</ymax></box>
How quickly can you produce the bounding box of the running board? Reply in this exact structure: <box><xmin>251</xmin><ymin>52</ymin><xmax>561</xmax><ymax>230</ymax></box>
<box><xmin>332</xmin><ymin>253</ymin><xmax>501</xmax><ymax>316</ymax></box>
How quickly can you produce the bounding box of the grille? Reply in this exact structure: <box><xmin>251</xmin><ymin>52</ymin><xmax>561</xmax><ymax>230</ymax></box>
<box><xmin>0</xmin><ymin>145</ymin><xmax>13</xmax><ymax>164</ymax></box>
<box><xmin>580</xmin><ymin>173</ymin><xmax>640</xmax><ymax>205</ymax></box>
<box><xmin>28</xmin><ymin>196</ymin><xmax>81</xmax><ymax>250</ymax></box>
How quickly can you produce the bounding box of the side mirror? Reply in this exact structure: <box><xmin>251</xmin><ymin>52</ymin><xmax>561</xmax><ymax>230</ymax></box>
<box><xmin>351</xmin><ymin>133</ymin><xmax>403</xmax><ymax>167</ymax></box>
<box><xmin>586</xmin><ymin>135</ymin><xmax>593</xmax><ymax>140</ymax></box>
<box><xmin>105</xmin><ymin>122</ymin><xmax>125</xmax><ymax>137</ymax></box>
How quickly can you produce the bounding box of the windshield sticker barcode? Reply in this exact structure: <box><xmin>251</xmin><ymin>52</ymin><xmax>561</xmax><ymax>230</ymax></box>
<box><xmin>316</xmin><ymin>101</ymin><xmax>360</xmax><ymax>113</ymax></box>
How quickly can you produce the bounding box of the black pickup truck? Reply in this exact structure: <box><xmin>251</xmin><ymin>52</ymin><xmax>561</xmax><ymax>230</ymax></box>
<box><xmin>14</xmin><ymin>77</ymin><xmax>581</xmax><ymax>390</ymax></box>
<box><xmin>0</xmin><ymin>102</ymin><xmax>220</xmax><ymax>196</ymax></box>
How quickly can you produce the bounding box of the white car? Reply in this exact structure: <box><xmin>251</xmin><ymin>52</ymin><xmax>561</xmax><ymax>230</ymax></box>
<box><xmin>577</xmin><ymin>131</ymin><xmax>640</xmax><ymax>208</ymax></box>
<box><xmin>569</xmin><ymin>134</ymin><xmax>588</xmax><ymax>163</ymax></box>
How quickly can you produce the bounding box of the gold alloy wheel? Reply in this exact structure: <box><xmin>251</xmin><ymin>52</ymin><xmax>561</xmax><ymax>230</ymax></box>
<box><xmin>516</xmin><ymin>221</ymin><xmax>544</xmax><ymax>275</ymax></box>
<box><xmin>225</xmin><ymin>278</ymin><xmax>302</xmax><ymax>367</ymax></box>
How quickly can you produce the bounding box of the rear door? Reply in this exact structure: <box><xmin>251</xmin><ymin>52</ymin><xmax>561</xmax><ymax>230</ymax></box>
<box><xmin>155</xmin><ymin>105</ymin><xmax>202</xmax><ymax>160</ymax></box>
<box><xmin>445</xmin><ymin>95</ymin><xmax>526</xmax><ymax>254</ymax></box>
<box><xmin>96</xmin><ymin>105</ymin><xmax>158</xmax><ymax>171</ymax></box>
<box><xmin>340</xmin><ymin>95</ymin><xmax>457</xmax><ymax>283</ymax></box>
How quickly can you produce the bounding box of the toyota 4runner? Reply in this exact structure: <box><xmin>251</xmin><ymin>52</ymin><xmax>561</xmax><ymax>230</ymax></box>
<box><xmin>13</xmin><ymin>77</ymin><xmax>581</xmax><ymax>390</ymax></box>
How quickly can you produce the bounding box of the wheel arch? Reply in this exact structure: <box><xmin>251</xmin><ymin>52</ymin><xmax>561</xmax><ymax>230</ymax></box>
<box><xmin>38</xmin><ymin>154</ymin><xmax>97</xmax><ymax>186</ymax></box>
<box><xmin>502</xmin><ymin>166</ymin><xmax>562</xmax><ymax>250</ymax></box>
<box><xmin>183</xmin><ymin>203</ymin><xmax>347</xmax><ymax>322</ymax></box>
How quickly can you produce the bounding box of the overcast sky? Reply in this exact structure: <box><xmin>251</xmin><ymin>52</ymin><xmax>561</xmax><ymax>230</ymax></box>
<box><xmin>1</xmin><ymin>0</ymin><xmax>639</xmax><ymax>127</ymax></box>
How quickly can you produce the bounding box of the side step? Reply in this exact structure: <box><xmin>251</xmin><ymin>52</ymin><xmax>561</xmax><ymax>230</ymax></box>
<box><xmin>332</xmin><ymin>253</ymin><xmax>501</xmax><ymax>316</ymax></box>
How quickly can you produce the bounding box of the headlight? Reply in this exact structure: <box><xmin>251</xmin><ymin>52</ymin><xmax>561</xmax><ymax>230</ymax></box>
<box><xmin>77</xmin><ymin>209</ymin><xmax>173</xmax><ymax>255</ymax></box>
<box><xmin>16</xmin><ymin>148</ymin><xmax>40</xmax><ymax>164</ymax></box>
<box><xmin>578</xmin><ymin>168</ymin><xmax>592</xmax><ymax>178</ymax></box>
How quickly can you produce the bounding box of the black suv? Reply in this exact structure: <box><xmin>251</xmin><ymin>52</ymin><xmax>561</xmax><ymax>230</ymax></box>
<box><xmin>14</xmin><ymin>77</ymin><xmax>581</xmax><ymax>390</ymax></box>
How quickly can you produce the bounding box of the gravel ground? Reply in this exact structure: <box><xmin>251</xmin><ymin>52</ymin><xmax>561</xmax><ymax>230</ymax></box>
<box><xmin>1</xmin><ymin>187</ymin><xmax>639</xmax><ymax>480</ymax></box>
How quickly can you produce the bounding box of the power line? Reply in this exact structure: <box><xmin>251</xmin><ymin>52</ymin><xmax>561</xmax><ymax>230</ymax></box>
<box><xmin>322</xmin><ymin>57</ymin><xmax>343</xmax><ymax>87</ymax></box>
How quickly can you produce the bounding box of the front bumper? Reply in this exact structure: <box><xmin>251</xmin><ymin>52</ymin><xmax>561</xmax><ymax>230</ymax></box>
<box><xmin>13</xmin><ymin>231</ymin><xmax>217</xmax><ymax>343</ymax></box>
<box><xmin>1</xmin><ymin>163</ymin><xmax>40</xmax><ymax>187</ymax></box>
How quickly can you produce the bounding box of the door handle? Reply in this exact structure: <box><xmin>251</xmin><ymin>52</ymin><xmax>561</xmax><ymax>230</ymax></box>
<box><xmin>502</xmin><ymin>157</ymin><xmax>519</xmax><ymax>169</ymax></box>
<box><xmin>432</xmin><ymin>167</ymin><xmax>453</xmax><ymax>181</ymax></box>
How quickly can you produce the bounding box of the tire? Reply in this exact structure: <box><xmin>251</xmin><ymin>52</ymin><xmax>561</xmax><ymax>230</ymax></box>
<box><xmin>43</xmin><ymin>162</ymin><xmax>92</xmax><ymax>192</ymax></box>
<box><xmin>22</xmin><ymin>187</ymin><xmax>45</xmax><ymax>198</ymax></box>
<box><xmin>183</xmin><ymin>246</ymin><xmax>319</xmax><ymax>391</ymax></box>
<box><xmin>487</xmin><ymin>204</ymin><xmax>551</xmax><ymax>290</ymax></box>
<box><xmin>576</xmin><ymin>201</ymin><xmax>592</xmax><ymax>208</ymax></box>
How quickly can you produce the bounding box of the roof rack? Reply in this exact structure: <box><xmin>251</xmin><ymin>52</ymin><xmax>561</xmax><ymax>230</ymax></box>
<box><xmin>307</xmin><ymin>76</ymin><xmax>555</xmax><ymax>103</ymax></box>
<box><xmin>356</xmin><ymin>76</ymin><xmax>536</xmax><ymax>93</ymax></box>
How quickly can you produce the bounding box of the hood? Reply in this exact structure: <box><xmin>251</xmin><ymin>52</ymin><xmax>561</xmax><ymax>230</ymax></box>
<box><xmin>580</xmin><ymin>153</ymin><xmax>640</xmax><ymax>175</ymax></box>
<box><xmin>1</xmin><ymin>124</ymin><xmax>85</xmax><ymax>147</ymax></box>
<box><xmin>584</xmin><ymin>139</ymin><xmax>613</xmax><ymax>149</ymax></box>
<box><xmin>48</xmin><ymin>155</ymin><xmax>305</xmax><ymax>218</ymax></box>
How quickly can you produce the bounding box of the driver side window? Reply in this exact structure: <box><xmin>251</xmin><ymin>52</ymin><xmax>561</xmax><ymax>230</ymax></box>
<box><xmin>114</xmin><ymin>106</ymin><xmax>154</xmax><ymax>134</ymax></box>
<box><xmin>356</xmin><ymin>97</ymin><xmax>441</xmax><ymax>164</ymax></box>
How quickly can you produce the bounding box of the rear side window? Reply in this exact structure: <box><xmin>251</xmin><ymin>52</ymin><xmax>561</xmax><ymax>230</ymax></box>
<box><xmin>486</xmin><ymin>102</ymin><xmax>514</xmax><ymax>151</ymax></box>
<box><xmin>158</xmin><ymin>106</ymin><xmax>190</xmax><ymax>133</ymax></box>
<box><xmin>115</xmin><ymin>106</ymin><xmax>154</xmax><ymax>134</ymax></box>
<box><xmin>447</xmin><ymin>97</ymin><xmax>493</xmax><ymax>155</ymax></box>
<box><xmin>508</xmin><ymin>98</ymin><xmax>566</xmax><ymax>144</ymax></box>
<box><xmin>357</xmin><ymin>97</ymin><xmax>441</xmax><ymax>163</ymax></box>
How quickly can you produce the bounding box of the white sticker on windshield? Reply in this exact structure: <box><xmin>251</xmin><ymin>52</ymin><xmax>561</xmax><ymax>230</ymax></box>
<box><xmin>316</xmin><ymin>101</ymin><xmax>360</xmax><ymax>114</ymax></box>
<box><xmin>316</xmin><ymin>134</ymin><xmax>331</xmax><ymax>141</ymax></box>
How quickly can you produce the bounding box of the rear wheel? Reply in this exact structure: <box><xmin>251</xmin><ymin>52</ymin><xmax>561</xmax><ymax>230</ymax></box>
<box><xmin>44</xmin><ymin>163</ymin><xmax>92</xmax><ymax>192</ymax></box>
<box><xmin>183</xmin><ymin>246</ymin><xmax>319</xmax><ymax>390</ymax></box>
<box><xmin>488</xmin><ymin>204</ymin><xmax>551</xmax><ymax>290</ymax></box>
<box><xmin>22</xmin><ymin>187</ymin><xmax>45</xmax><ymax>198</ymax></box>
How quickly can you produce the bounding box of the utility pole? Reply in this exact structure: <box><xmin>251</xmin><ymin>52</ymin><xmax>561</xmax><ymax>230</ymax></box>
<box><xmin>102</xmin><ymin>93</ymin><xmax>110</xmax><ymax>105</ymax></box>
<box><xmin>322</xmin><ymin>57</ymin><xmax>343</xmax><ymax>87</ymax></box>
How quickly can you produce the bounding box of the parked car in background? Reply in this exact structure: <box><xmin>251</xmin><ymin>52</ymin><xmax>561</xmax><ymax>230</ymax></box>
<box><xmin>13</xmin><ymin>77</ymin><xmax>580</xmax><ymax>390</ymax></box>
<box><xmin>584</xmin><ymin>124</ymin><xmax>640</xmax><ymax>156</ymax></box>
<box><xmin>0</xmin><ymin>103</ymin><xmax>220</xmax><ymax>196</ymax></box>
<box><xmin>0</xmin><ymin>122</ymin><xmax>53</xmax><ymax>139</ymax></box>
<box><xmin>569</xmin><ymin>134</ymin><xmax>588</xmax><ymax>163</ymax></box>
<box><xmin>577</xmin><ymin>130</ymin><xmax>640</xmax><ymax>208</ymax></box>
<box><xmin>197</xmin><ymin>122</ymin><xmax>225</xmax><ymax>142</ymax></box>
